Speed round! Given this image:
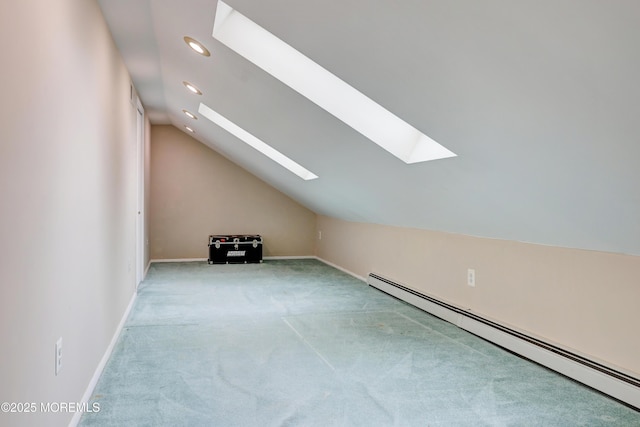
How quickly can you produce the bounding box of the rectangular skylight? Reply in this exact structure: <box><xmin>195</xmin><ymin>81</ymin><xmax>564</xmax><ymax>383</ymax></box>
<box><xmin>213</xmin><ymin>1</ymin><xmax>456</xmax><ymax>164</ymax></box>
<box><xmin>198</xmin><ymin>103</ymin><xmax>318</xmax><ymax>181</ymax></box>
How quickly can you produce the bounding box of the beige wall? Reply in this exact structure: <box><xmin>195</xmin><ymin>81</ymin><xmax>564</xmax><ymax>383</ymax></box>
<box><xmin>0</xmin><ymin>0</ymin><xmax>139</xmax><ymax>426</ymax></box>
<box><xmin>316</xmin><ymin>216</ymin><xmax>640</xmax><ymax>377</ymax></box>
<box><xmin>150</xmin><ymin>125</ymin><xmax>317</xmax><ymax>259</ymax></box>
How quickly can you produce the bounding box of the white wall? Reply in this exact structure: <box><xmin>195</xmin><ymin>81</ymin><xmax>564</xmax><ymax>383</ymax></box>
<box><xmin>316</xmin><ymin>216</ymin><xmax>640</xmax><ymax>378</ymax></box>
<box><xmin>149</xmin><ymin>125</ymin><xmax>317</xmax><ymax>259</ymax></box>
<box><xmin>0</xmin><ymin>0</ymin><xmax>139</xmax><ymax>425</ymax></box>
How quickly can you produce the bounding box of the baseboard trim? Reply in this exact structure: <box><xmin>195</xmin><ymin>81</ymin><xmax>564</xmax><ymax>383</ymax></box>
<box><xmin>69</xmin><ymin>291</ymin><xmax>137</xmax><ymax>427</ymax></box>
<box><xmin>368</xmin><ymin>272</ymin><xmax>640</xmax><ymax>411</ymax></box>
<box><xmin>150</xmin><ymin>258</ymin><xmax>208</xmax><ymax>263</ymax></box>
<box><xmin>150</xmin><ymin>256</ymin><xmax>318</xmax><ymax>263</ymax></box>
<box><xmin>263</xmin><ymin>255</ymin><xmax>315</xmax><ymax>260</ymax></box>
<box><xmin>143</xmin><ymin>260</ymin><xmax>151</xmax><ymax>279</ymax></box>
<box><xmin>315</xmin><ymin>256</ymin><xmax>367</xmax><ymax>282</ymax></box>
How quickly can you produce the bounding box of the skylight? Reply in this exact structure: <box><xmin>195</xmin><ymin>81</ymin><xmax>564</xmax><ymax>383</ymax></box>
<box><xmin>212</xmin><ymin>1</ymin><xmax>456</xmax><ymax>164</ymax></box>
<box><xmin>198</xmin><ymin>103</ymin><xmax>318</xmax><ymax>181</ymax></box>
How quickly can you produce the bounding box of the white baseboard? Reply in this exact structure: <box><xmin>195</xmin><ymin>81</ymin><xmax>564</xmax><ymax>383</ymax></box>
<box><xmin>150</xmin><ymin>256</ymin><xmax>318</xmax><ymax>263</ymax></box>
<box><xmin>69</xmin><ymin>291</ymin><xmax>137</xmax><ymax>427</ymax></box>
<box><xmin>368</xmin><ymin>273</ymin><xmax>640</xmax><ymax>411</ymax></box>
<box><xmin>263</xmin><ymin>255</ymin><xmax>315</xmax><ymax>260</ymax></box>
<box><xmin>143</xmin><ymin>260</ymin><xmax>151</xmax><ymax>278</ymax></box>
<box><xmin>150</xmin><ymin>258</ymin><xmax>207</xmax><ymax>263</ymax></box>
<box><xmin>315</xmin><ymin>256</ymin><xmax>367</xmax><ymax>283</ymax></box>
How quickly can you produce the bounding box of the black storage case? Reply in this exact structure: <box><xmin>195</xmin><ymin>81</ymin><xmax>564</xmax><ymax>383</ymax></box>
<box><xmin>208</xmin><ymin>235</ymin><xmax>263</xmax><ymax>264</ymax></box>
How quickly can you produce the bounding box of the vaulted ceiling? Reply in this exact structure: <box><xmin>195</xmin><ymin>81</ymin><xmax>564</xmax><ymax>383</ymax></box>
<box><xmin>98</xmin><ymin>0</ymin><xmax>640</xmax><ymax>256</ymax></box>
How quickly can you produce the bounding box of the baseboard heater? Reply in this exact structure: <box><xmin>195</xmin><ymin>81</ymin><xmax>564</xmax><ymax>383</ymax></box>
<box><xmin>368</xmin><ymin>273</ymin><xmax>640</xmax><ymax>410</ymax></box>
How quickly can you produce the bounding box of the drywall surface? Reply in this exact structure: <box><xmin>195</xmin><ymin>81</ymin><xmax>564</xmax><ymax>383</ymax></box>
<box><xmin>0</xmin><ymin>0</ymin><xmax>139</xmax><ymax>425</ymax></box>
<box><xmin>144</xmin><ymin>115</ymin><xmax>152</xmax><ymax>271</ymax></box>
<box><xmin>316</xmin><ymin>216</ymin><xmax>640</xmax><ymax>377</ymax></box>
<box><xmin>150</xmin><ymin>125</ymin><xmax>317</xmax><ymax>259</ymax></box>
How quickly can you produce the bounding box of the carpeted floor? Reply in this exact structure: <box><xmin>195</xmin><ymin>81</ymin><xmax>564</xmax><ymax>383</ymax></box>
<box><xmin>79</xmin><ymin>259</ymin><xmax>640</xmax><ymax>426</ymax></box>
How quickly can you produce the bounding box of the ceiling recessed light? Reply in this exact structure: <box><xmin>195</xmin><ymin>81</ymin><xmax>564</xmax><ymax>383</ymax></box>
<box><xmin>184</xmin><ymin>126</ymin><xmax>195</xmax><ymax>133</ymax></box>
<box><xmin>199</xmin><ymin>103</ymin><xmax>318</xmax><ymax>181</ymax></box>
<box><xmin>212</xmin><ymin>1</ymin><xmax>456</xmax><ymax>164</ymax></box>
<box><xmin>183</xmin><ymin>109</ymin><xmax>197</xmax><ymax>120</ymax></box>
<box><xmin>183</xmin><ymin>36</ymin><xmax>210</xmax><ymax>57</ymax></box>
<box><xmin>183</xmin><ymin>81</ymin><xmax>202</xmax><ymax>95</ymax></box>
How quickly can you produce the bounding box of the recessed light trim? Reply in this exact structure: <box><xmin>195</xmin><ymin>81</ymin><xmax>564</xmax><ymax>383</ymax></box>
<box><xmin>198</xmin><ymin>103</ymin><xmax>318</xmax><ymax>181</ymax></box>
<box><xmin>183</xmin><ymin>36</ymin><xmax>210</xmax><ymax>57</ymax></box>
<box><xmin>183</xmin><ymin>81</ymin><xmax>202</xmax><ymax>95</ymax></box>
<box><xmin>185</xmin><ymin>126</ymin><xmax>195</xmax><ymax>133</ymax></box>
<box><xmin>183</xmin><ymin>109</ymin><xmax>197</xmax><ymax>120</ymax></box>
<box><xmin>212</xmin><ymin>1</ymin><xmax>456</xmax><ymax>164</ymax></box>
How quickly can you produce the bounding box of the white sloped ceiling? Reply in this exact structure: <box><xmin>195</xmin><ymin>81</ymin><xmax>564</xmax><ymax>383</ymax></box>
<box><xmin>98</xmin><ymin>0</ymin><xmax>640</xmax><ymax>255</ymax></box>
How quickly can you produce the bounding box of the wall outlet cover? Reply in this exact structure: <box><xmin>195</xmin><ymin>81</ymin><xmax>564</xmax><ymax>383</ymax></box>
<box><xmin>55</xmin><ymin>337</ymin><xmax>63</xmax><ymax>375</ymax></box>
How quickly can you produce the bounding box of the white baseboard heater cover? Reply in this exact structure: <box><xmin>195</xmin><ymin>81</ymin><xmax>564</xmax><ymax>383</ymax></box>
<box><xmin>368</xmin><ymin>273</ymin><xmax>640</xmax><ymax>410</ymax></box>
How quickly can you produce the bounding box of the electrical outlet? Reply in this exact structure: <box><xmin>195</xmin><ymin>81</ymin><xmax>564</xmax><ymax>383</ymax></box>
<box><xmin>55</xmin><ymin>337</ymin><xmax>63</xmax><ymax>375</ymax></box>
<box><xmin>467</xmin><ymin>269</ymin><xmax>476</xmax><ymax>287</ymax></box>
<box><xmin>318</xmin><ymin>230</ymin><xmax>322</xmax><ymax>240</ymax></box>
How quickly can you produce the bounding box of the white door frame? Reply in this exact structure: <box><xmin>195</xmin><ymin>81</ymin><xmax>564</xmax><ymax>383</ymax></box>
<box><xmin>135</xmin><ymin>98</ymin><xmax>145</xmax><ymax>289</ymax></box>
